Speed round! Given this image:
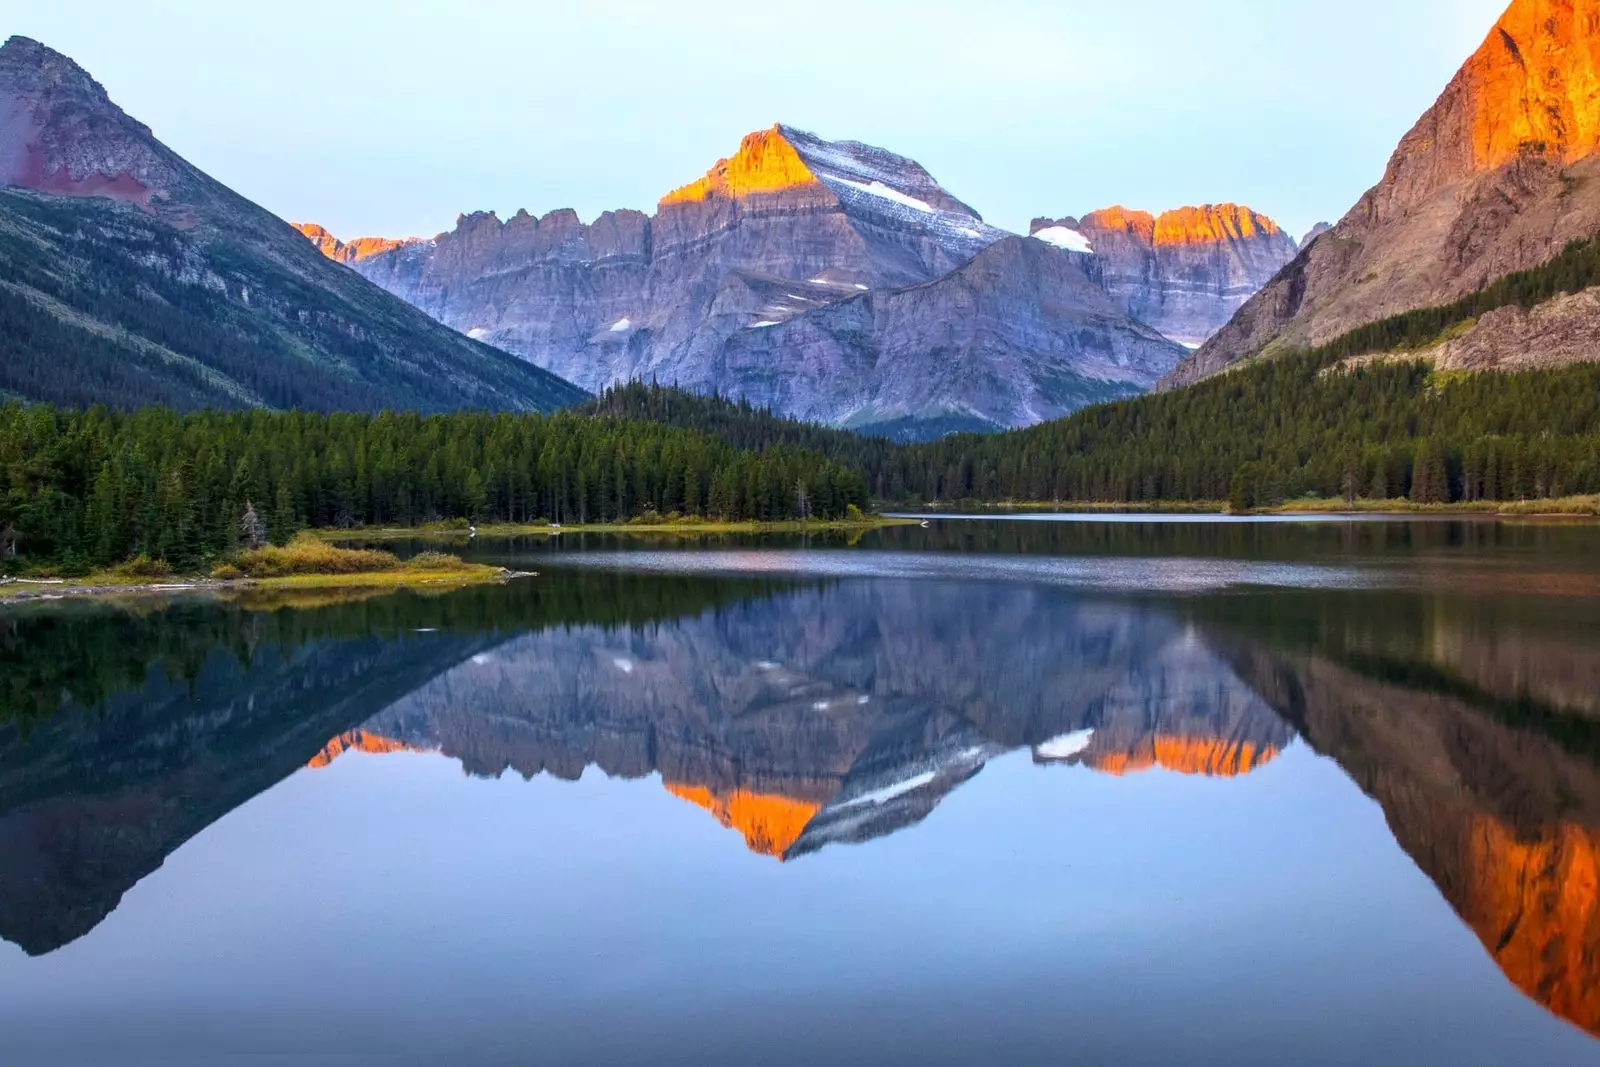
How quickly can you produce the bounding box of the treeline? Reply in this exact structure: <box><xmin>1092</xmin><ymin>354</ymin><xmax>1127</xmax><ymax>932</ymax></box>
<box><xmin>587</xmin><ymin>382</ymin><xmax>899</xmax><ymax>466</ymax></box>
<box><xmin>0</xmin><ymin>405</ymin><xmax>867</xmax><ymax>570</ymax></box>
<box><xmin>872</xmin><ymin>353</ymin><xmax>1600</xmax><ymax>507</ymax></box>
<box><xmin>552</xmin><ymin>367</ymin><xmax>1600</xmax><ymax>509</ymax></box>
<box><xmin>1312</xmin><ymin>234</ymin><xmax>1600</xmax><ymax>361</ymax></box>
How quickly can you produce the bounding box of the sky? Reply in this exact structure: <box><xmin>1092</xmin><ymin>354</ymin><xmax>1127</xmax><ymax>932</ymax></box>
<box><xmin>2</xmin><ymin>0</ymin><xmax>1511</xmax><ymax>243</ymax></box>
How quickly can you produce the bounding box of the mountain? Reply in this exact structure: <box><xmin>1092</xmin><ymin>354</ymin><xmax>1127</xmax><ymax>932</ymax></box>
<box><xmin>1029</xmin><ymin>204</ymin><xmax>1300</xmax><ymax>346</ymax></box>
<box><xmin>1299</xmin><ymin>221</ymin><xmax>1332</xmax><ymax>249</ymax></box>
<box><xmin>0</xmin><ymin>36</ymin><xmax>585</xmax><ymax>412</ymax></box>
<box><xmin>305</xmin><ymin>125</ymin><xmax>1184</xmax><ymax>439</ymax></box>
<box><xmin>1166</xmin><ymin>0</ymin><xmax>1600</xmax><ymax>388</ymax></box>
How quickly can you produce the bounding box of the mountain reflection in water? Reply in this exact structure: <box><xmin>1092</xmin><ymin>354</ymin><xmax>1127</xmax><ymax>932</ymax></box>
<box><xmin>0</xmin><ymin>565</ymin><xmax>1596</xmax><ymax>1052</ymax></box>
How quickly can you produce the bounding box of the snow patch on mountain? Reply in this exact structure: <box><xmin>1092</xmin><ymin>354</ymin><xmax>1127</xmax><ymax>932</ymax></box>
<box><xmin>1032</xmin><ymin>226</ymin><xmax>1094</xmax><ymax>254</ymax></box>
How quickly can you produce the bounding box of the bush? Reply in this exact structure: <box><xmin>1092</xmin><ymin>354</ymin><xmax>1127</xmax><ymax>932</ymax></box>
<box><xmin>210</xmin><ymin>563</ymin><xmax>244</xmax><ymax>581</ymax></box>
<box><xmin>235</xmin><ymin>533</ymin><xmax>400</xmax><ymax>578</ymax></box>
<box><xmin>845</xmin><ymin>503</ymin><xmax>866</xmax><ymax>522</ymax></box>
<box><xmin>406</xmin><ymin>550</ymin><xmax>466</xmax><ymax>570</ymax></box>
<box><xmin>114</xmin><ymin>555</ymin><xmax>172</xmax><ymax>580</ymax></box>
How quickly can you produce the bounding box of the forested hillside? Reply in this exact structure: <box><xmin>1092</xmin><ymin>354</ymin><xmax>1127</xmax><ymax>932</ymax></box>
<box><xmin>584</xmin><ymin>365</ymin><xmax>1600</xmax><ymax>509</ymax></box>
<box><xmin>881</xmin><ymin>354</ymin><xmax>1600</xmax><ymax>507</ymax></box>
<box><xmin>0</xmin><ymin>406</ymin><xmax>867</xmax><ymax>570</ymax></box>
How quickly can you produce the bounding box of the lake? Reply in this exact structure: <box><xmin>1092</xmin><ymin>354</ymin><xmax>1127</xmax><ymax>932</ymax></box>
<box><xmin>1</xmin><ymin>516</ymin><xmax>1597</xmax><ymax>1066</ymax></box>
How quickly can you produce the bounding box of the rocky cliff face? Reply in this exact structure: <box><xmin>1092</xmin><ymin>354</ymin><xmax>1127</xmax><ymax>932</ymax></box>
<box><xmin>307</xmin><ymin>125</ymin><xmax>1183</xmax><ymax>438</ymax></box>
<box><xmin>1168</xmin><ymin>0</ymin><xmax>1600</xmax><ymax>387</ymax></box>
<box><xmin>0</xmin><ymin>35</ymin><xmax>584</xmax><ymax>413</ymax></box>
<box><xmin>1030</xmin><ymin>205</ymin><xmax>1299</xmax><ymax>347</ymax></box>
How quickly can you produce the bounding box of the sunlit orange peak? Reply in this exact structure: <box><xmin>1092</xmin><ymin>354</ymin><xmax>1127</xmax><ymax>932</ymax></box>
<box><xmin>307</xmin><ymin>729</ymin><xmax>416</xmax><ymax>769</ymax></box>
<box><xmin>293</xmin><ymin>222</ymin><xmax>408</xmax><ymax>264</ymax></box>
<box><xmin>1460</xmin><ymin>0</ymin><xmax>1600</xmax><ymax>170</ymax></box>
<box><xmin>1081</xmin><ymin>206</ymin><xmax>1156</xmax><ymax>243</ymax></box>
<box><xmin>659</xmin><ymin>126</ymin><xmax>819</xmax><ymax>206</ymax></box>
<box><xmin>666</xmin><ymin>783</ymin><xmax>820</xmax><ymax>859</ymax></box>
<box><xmin>1153</xmin><ymin>204</ymin><xmax>1281</xmax><ymax>247</ymax></box>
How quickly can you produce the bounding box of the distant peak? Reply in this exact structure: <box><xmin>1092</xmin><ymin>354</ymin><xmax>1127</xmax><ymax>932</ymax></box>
<box><xmin>1153</xmin><ymin>204</ymin><xmax>1283</xmax><ymax>246</ymax></box>
<box><xmin>1078</xmin><ymin>204</ymin><xmax>1286</xmax><ymax>247</ymax></box>
<box><xmin>659</xmin><ymin>125</ymin><xmax>818</xmax><ymax>206</ymax></box>
<box><xmin>293</xmin><ymin>222</ymin><xmax>412</xmax><ymax>264</ymax></box>
<box><xmin>1300</xmin><ymin>221</ymin><xmax>1333</xmax><ymax>248</ymax></box>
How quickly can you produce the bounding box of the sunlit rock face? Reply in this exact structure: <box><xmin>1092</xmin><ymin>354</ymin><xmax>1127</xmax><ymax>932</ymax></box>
<box><xmin>291</xmin><ymin>223</ymin><xmax>412</xmax><ymax>266</ymax></box>
<box><xmin>1029</xmin><ymin>204</ymin><xmax>1298</xmax><ymax>347</ymax></box>
<box><xmin>1170</xmin><ymin>0</ymin><xmax>1600</xmax><ymax>386</ymax></box>
<box><xmin>1229</xmin><ymin>643</ymin><xmax>1600</xmax><ymax>1038</ymax></box>
<box><xmin>304</xmin><ymin>124</ymin><xmax>1182</xmax><ymax>439</ymax></box>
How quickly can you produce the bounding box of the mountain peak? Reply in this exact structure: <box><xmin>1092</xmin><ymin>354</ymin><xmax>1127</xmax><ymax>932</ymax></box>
<box><xmin>1380</xmin><ymin>0</ymin><xmax>1600</xmax><ymax>210</ymax></box>
<box><xmin>659</xmin><ymin>124</ymin><xmax>816</xmax><ymax>206</ymax></box>
<box><xmin>0</xmin><ymin>36</ymin><xmax>131</xmax><ymax>121</ymax></box>
<box><xmin>0</xmin><ymin>34</ymin><xmax>185</xmax><ymax>206</ymax></box>
<box><xmin>1153</xmin><ymin>203</ymin><xmax>1282</xmax><ymax>246</ymax></box>
<box><xmin>292</xmin><ymin>222</ymin><xmax>413</xmax><ymax>265</ymax></box>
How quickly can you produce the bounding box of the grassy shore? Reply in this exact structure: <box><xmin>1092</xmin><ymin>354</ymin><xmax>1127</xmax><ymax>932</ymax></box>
<box><xmin>312</xmin><ymin>516</ymin><xmax>919</xmax><ymax>542</ymax></box>
<box><xmin>901</xmin><ymin>501</ymin><xmax>1227</xmax><ymax>515</ymax></box>
<box><xmin>0</xmin><ymin>536</ymin><xmax>522</xmax><ymax>604</ymax></box>
<box><xmin>1263</xmin><ymin>495</ymin><xmax>1600</xmax><ymax>517</ymax></box>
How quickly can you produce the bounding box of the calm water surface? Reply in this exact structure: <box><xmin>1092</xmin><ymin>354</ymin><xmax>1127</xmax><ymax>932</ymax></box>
<box><xmin>1</xmin><ymin>516</ymin><xmax>1598</xmax><ymax>1066</ymax></box>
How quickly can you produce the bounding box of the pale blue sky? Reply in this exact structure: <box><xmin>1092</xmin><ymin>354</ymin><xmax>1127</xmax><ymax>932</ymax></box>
<box><xmin>3</xmin><ymin>0</ymin><xmax>1509</xmax><ymax>242</ymax></box>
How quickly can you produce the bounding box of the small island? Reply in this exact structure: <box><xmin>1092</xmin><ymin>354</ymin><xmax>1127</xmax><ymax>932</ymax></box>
<box><xmin>0</xmin><ymin>534</ymin><xmax>521</xmax><ymax>603</ymax></box>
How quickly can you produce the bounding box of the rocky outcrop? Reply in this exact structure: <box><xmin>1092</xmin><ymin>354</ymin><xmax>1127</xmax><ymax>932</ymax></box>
<box><xmin>1026</xmin><ymin>204</ymin><xmax>1298</xmax><ymax>347</ymax></box>
<box><xmin>0</xmin><ymin>35</ymin><xmax>585</xmax><ymax>413</ymax></box>
<box><xmin>307</xmin><ymin>125</ymin><xmax>1182</xmax><ymax>438</ymax></box>
<box><xmin>1367</xmin><ymin>284</ymin><xmax>1600</xmax><ymax>372</ymax></box>
<box><xmin>1168</xmin><ymin>0</ymin><xmax>1600</xmax><ymax>387</ymax></box>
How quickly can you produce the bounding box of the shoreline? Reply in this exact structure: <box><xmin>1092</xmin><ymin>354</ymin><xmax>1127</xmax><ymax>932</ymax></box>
<box><xmin>899</xmin><ymin>497</ymin><xmax>1600</xmax><ymax>519</ymax></box>
<box><xmin>0</xmin><ymin>565</ymin><xmax>530</xmax><ymax>605</ymax></box>
<box><xmin>312</xmin><ymin>517</ymin><xmax>919</xmax><ymax>541</ymax></box>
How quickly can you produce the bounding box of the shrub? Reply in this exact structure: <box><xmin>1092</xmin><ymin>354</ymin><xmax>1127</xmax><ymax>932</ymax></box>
<box><xmin>406</xmin><ymin>550</ymin><xmax>466</xmax><ymax>570</ymax></box>
<box><xmin>235</xmin><ymin>533</ymin><xmax>400</xmax><ymax>578</ymax></box>
<box><xmin>114</xmin><ymin>555</ymin><xmax>172</xmax><ymax>580</ymax></box>
<box><xmin>211</xmin><ymin>563</ymin><xmax>244</xmax><ymax>581</ymax></box>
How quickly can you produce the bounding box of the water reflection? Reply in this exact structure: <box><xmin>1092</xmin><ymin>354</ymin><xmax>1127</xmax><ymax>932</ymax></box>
<box><xmin>304</xmin><ymin>583</ymin><xmax>1292</xmax><ymax>861</ymax></box>
<box><xmin>0</xmin><ymin>561</ymin><xmax>1596</xmax><ymax>1052</ymax></box>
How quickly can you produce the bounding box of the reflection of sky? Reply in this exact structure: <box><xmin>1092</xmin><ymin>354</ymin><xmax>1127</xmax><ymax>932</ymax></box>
<box><xmin>1</xmin><ymin>746</ymin><xmax>1593</xmax><ymax>1066</ymax></box>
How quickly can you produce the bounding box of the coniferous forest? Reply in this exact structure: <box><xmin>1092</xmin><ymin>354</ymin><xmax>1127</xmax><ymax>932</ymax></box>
<box><xmin>4</xmin><ymin>350</ymin><xmax>1600</xmax><ymax>572</ymax></box>
<box><xmin>0</xmin><ymin>405</ymin><xmax>868</xmax><ymax>570</ymax></box>
<box><xmin>590</xmin><ymin>361</ymin><xmax>1600</xmax><ymax>509</ymax></box>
